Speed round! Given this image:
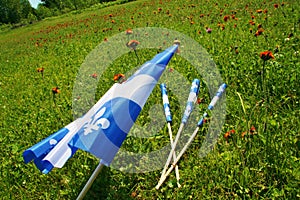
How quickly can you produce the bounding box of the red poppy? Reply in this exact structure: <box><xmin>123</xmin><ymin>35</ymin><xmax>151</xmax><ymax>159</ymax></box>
<box><xmin>257</xmin><ymin>24</ymin><xmax>262</xmax><ymax>29</ymax></box>
<box><xmin>197</xmin><ymin>97</ymin><xmax>204</xmax><ymax>104</ymax></box>
<box><xmin>109</xmin><ymin>13</ymin><xmax>113</xmax><ymax>17</ymax></box>
<box><xmin>224</xmin><ymin>129</ymin><xmax>235</xmax><ymax>143</ymax></box>
<box><xmin>256</xmin><ymin>9</ymin><xmax>263</xmax><ymax>13</ymax></box>
<box><xmin>37</xmin><ymin>67</ymin><xmax>44</xmax><ymax>73</ymax></box>
<box><xmin>126</xmin><ymin>40</ymin><xmax>140</xmax><ymax>50</ymax></box>
<box><xmin>223</xmin><ymin>15</ymin><xmax>230</xmax><ymax>22</ymax></box>
<box><xmin>260</xmin><ymin>51</ymin><xmax>275</xmax><ymax>61</ymax></box>
<box><xmin>241</xmin><ymin>131</ymin><xmax>247</xmax><ymax>138</ymax></box>
<box><xmin>91</xmin><ymin>73</ymin><xmax>98</xmax><ymax>78</ymax></box>
<box><xmin>52</xmin><ymin>87</ymin><xmax>60</xmax><ymax>94</ymax></box>
<box><xmin>249</xmin><ymin>20</ymin><xmax>255</xmax><ymax>25</ymax></box>
<box><xmin>250</xmin><ymin>125</ymin><xmax>256</xmax><ymax>134</ymax></box>
<box><xmin>255</xmin><ymin>28</ymin><xmax>264</xmax><ymax>36</ymax></box>
<box><xmin>242</xmin><ymin>126</ymin><xmax>257</xmax><ymax>137</ymax></box>
<box><xmin>113</xmin><ymin>73</ymin><xmax>126</xmax><ymax>83</ymax></box>
<box><xmin>125</xmin><ymin>28</ymin><xmax>133</xmax><ymax>35</ymax></box>
<box><xmin>274</xmin><ymin>4</ymin><xmax>279</xmax><ymax>8</ymax></box>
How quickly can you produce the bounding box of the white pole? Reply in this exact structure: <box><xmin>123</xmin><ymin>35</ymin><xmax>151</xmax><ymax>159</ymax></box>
<box><xmin>167</xmin><ymin>122</ymin><xmax>181</xmax><ymax>188</ymax></box>
<box><xmin>156</xmin><ymin>83</ymin><xmax>227</xmax><ymax>189</ymax></box>
<box><xmin>76</xmin><ymin>161</ymin><xmax>105</xmax><ymax>200</ymax></box>
<box><xmin>158</xmin><ymin>79</ymin><xmax>200</xmax><ymax>187</ymax></box>
<box><xmin>159</xmin><ymin>123</ymin><xmax>184</xmax><ymax>181</ymax></box>
<box><xmin>156</xmin><ymin>126</ymin><xmax>199</xmax><ymax>189</ymax></box>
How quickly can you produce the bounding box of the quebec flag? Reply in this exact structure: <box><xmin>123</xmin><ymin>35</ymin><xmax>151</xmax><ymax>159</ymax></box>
<box><xmin>23</xmin><ymin>45</ymin><xmax>178</xmax><ymax>173</ymax></box>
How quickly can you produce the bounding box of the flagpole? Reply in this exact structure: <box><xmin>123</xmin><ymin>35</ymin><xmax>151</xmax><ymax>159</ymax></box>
<box><xmin>76</xmin><ymin>160</ymin><xmax>105</xmax><ymax>200</ymax></box>
<box><xmin>155</xmin><ymin>83</ymin><xmax>227</xmax><ymax>189</ymax></box>
<box><xmin>156</xmin><ymin>126</ymin><xmax>199</xmax><ymax>189</ymax></box>
<box><xmin>160</xmin><ymin>83</ymin><xmax>181</xmax><ymax>188</ymax></box>
<box><xmin>158</xmin><ymin>79</ymin><xmax>200</xmax><ymax>186</ymax></box>
<box><xmin>167</xmin><ymin>122</ymin><xmax>181</xmax><ymax>188</ymax></box>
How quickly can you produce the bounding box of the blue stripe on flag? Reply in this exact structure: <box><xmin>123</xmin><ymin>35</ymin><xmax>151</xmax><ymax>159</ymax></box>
<box><xmin>23</xmin><ymin>128</ymin><xmax>69</xmax><ymax>164</ymax></box>
<box><xmin>70</xmin><ymin>97</ymin><xmax>141</xmax><ymax>165</ymax></box>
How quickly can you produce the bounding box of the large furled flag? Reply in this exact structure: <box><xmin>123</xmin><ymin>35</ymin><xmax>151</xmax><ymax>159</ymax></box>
<box><xmin>23</xmin><ymin>45</ymin><xmax>178</xmax><ymax>173</ymax></box>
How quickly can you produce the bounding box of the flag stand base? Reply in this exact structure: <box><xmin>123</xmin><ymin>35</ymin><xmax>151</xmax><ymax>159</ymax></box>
<box><xmin>76</xmin><ymin>161</ymin><xmax>105</xmax><ymax>200</ymax></box>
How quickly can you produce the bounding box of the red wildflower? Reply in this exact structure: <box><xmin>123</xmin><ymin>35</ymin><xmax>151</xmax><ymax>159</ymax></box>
<box><xmin>257</xmin><ymin>24</ymin><xmax>262</xmax><ymax>29</ymax></box>
<box><xmin>197</xmin><ymin>97</ymin><xmax>204</xmax><ymax>104</ymax></box>
<box><xmin>91</xmin><ymin>73</ymin><xmax>98</xmax><ymax>78</ymax></box>
<box><xmin>52</xmin><ymin>87</ymin><xmax>60</xmax><ymax>94</ymax></box>
<box><xmin>37</xmin><ymin>67</ymin><xmax>44</xmax><ymax>73</ymax></box>
<box><xmin>255</xmin><ymin>28</ymin><xmax>264</xmax><ymax>36</ymax></box>
<box><xmin>126</xmin><ymin>40</ymin><xmax>140</xmax><ymax>50</ymax></box>
<box><xmin>260</xmin><ymin>51</ymin><xmax>275</xmax><ymax>61</ymax></box>
<box><xmin>113</xmin><ymin>73</ymin><xmax>126</xmax><ymax>83</ymax></box>
<box><xmin>242</xmin><ymin>126</ymin><xmax>257</xmax><ymax>137</ymax></box>
<box><xmin>256</xmin><ymin>9</ymin><xmax>263</xmax><ymax>13</ymax></box>
<box><xmin>109</xmin><ymin>13</ymin><xmax>113</xmax><ymax>17</ymax></box>
<box><xmin>274</xmin><ymin>4</ymin><xmax>279</xmax><ymax>8</ymax></box>
<box><xmin>125</xmin><ymin>29</ymin><xmax>133</xmax><ymax>35</ymax></box>
<box><xmin>249</xmin><ymin>20</ymin><xmax>255</xmax><ymax>25</ymax></box>
<box><xmin>223</xmin><ymin>15</ymin><xmax>230</xmax><ymax>22</ymax></box>
<box><xmin>224</xmin><ymin>129</ymin><xmax>235</xmax><ymax>143</ymax></box>
<box><xmin>250</xmin><ymin>125</ymin><xmax>256</xmax><ymax>134</ymax></box>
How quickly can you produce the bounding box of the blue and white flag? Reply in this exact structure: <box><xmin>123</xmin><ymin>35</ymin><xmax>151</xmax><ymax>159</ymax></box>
<box><xmin>23</xmin><ymin>45</ymin><xmax>178</xmax><ymax>173</ymax></box>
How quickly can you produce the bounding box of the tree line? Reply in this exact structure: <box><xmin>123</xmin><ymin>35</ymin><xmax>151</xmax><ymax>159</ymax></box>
<box><xmin>0</xmin><ymin>0</ymin><xmax>116</xmax><ymax>25</ymax></box>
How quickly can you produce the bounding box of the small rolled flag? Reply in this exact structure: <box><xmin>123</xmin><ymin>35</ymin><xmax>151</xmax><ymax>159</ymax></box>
<box><xmin>197</xmin><ymin>83</ymin><xmax>227</xmax><ymax>127</ymax></box>
<box><xmin>181</xmin><ymin>79</ymin><xmax>200</xmax><ymax>124</ymax></box>
<box><xmin>160</xmin><ymin>83</ymin><xmax>172</xmax><ymax>123</ymax></box>
<box><xmin>158</xmin><ymin>79</ymin><xmax>200</xmax><ymax>183</ymax></box>
<box><xmin>160</xmin><ymin>83</ymin><xmax>181</xmax><ymax>188</ymax></box>
<box><xmin>155</xmin><ymin>83</ymin><xmax>227</xmax><ymax>189</ymax></box>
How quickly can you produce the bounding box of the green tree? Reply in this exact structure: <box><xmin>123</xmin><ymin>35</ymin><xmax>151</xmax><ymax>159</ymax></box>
<box><xmin>0</xmin><ymin>0</ymin><xmax>22</xmax><ymax>24</ymax></box>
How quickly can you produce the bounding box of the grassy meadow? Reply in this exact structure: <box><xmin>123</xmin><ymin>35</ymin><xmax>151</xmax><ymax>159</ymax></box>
<box><xmin>0</xmin><ymin>0</ymin><xmax>299</xmax><ymax>199</ymax></box>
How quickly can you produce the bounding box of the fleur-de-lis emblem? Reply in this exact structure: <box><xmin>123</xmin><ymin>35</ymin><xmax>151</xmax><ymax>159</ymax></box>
<box><xmin>83</xmin><ymin>107</ymin><xmax>110</xmax><ymax>135</ymax></box>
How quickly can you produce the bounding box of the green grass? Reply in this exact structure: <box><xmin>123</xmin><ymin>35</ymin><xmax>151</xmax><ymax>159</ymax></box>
<box><xmin>0</xmin><ymin>0</ymin><xmax>299</xmax><ymax>199</ymax></box>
